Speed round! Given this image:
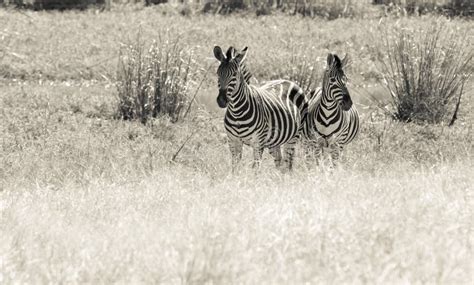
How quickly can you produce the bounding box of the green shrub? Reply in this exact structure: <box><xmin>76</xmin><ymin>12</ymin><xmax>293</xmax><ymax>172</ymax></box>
<box><xmin>116</xmin><ymin>34</ymin><xmax>195</xmax><ymax>124</ymax></box>
<box><xmin>374</xmin><ymin>20</ymin><xmax>472</xmax><ymax>124</ymax></box>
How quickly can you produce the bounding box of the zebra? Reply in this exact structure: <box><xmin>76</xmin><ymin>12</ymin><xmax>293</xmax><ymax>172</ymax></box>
<box><xmin>303</xmin><ymin>53</ymin><xmax>359</xmax><ymax>164</ymax></box>
<box><xmin>214</xmin><ymin>46</ymin><xmax>308</xmax><ymax>171</ymax></box>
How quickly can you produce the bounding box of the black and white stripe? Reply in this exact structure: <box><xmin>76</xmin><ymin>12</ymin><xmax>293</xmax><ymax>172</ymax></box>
<box><xmin>214</xmin><ymin>46</ymin><xmax>308</xmax><ymax>171</ymax></box>
<box><xmin>303</xmin><ymin>53</ymin><xmax>359</xmax><ymax>162</ymax></box>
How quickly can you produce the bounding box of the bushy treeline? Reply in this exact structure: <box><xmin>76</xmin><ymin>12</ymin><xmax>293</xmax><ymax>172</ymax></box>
<box><xmin>373</xmin><ymin>0</ymin><xmax>473</xmax><ymax>16</ymax></box>
<box><xmin>206</xmin><ymin>0</ymin><xmax>472</xmax><ymax>17</ymax></box>
<box><xmin>3</xmin><ymin>0</ymin><xmax>473</xmax><ymax>16</ymax></box>
<box><xmin>211</xmin><ymin>0</ymin><xmax>371</xmax><ymax>18</ymax></box>
<box><xmin>3</xmin><ymin>0</ymin><xmax>105</xmax><ymax>10</ymax></box>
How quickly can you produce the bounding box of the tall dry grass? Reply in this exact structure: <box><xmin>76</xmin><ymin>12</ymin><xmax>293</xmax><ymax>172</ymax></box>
<box><xmin>0</xmin><ymin>8</ymin><xmax>473</xmax><ymax>284</ymax></box>
<box><xmin>1</xmin><ymin>81</ymin><xmax>472</xmax><ymax>284</ymax></box>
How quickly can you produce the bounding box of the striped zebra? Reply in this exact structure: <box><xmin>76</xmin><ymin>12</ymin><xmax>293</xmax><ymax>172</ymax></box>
<box><xmin>303</xmin><ymin>53</ymin><xmax>359</xmax><ymax>163</ymax></box>
<box><xmin>214</xmin><ymin>46</ymin><xmax>307</xmax><ymax>171</ymax></box>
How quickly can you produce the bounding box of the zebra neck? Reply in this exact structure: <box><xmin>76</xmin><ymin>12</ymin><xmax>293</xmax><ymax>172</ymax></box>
<box><xmin>314</xmin><ymin>89</ymin><xmax>341</xmax><ymax>130</ymax></box>
<box><xmin>227</xmin><ymin>78</ymin><xmax>251</xmax><ymax>109</ymax></box>
<box><xmin>320</xmin><ymin>93</ymin><xmax>338</xmax><ymax>110</ymax></box>
<box><xmin>241</xmin><ymin>65</ymin><xmax>253</xmax><ymax>84</ymax></box>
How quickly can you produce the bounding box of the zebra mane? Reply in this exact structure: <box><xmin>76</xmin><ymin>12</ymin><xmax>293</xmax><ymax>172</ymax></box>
<box><xmin>230</xmin><ymin>47</ymin><xmax>252</xmax><ymax>84</ymax></box>
<box><xmin>216</xmin><ymin>46</ymin><xmax>253</xmax><ymax>84</ymax></box>
<box><xmin>325</xmin><ymin>58</ymin><xmax>347</xmax><ymax>84</ymax></box>
<box><xmin>225</xmin><ymin>47</ymin><xmax>235</xmax><ymax>62</ymax></box>
<box><xmin>227</xmin><ymin>46</ymin><xmax>253</xmax><ymax>84</ymax></box>
<box><xmin>239</xmin><ymin>62</ymin><xmax>253</xmax><ymax>84</ymax></box>
<box><xmin>327</xmin><ymin>53</ymin><xmax>349</xmax><ymax>78</ymax></box>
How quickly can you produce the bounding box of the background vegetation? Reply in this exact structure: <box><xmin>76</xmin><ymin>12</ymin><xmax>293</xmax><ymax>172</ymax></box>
<box><xmin>4</xmin><ymin>0</ymin><xmax>474</xmax><ymax>17</ymax></box>
<box><xmin>374</xmin><ymin>19</ymin><xmax>472</xmax><ymax>123</ymax></box>
<box><xmin>116</xmin><ymin>34</ymin><xmax>197</xmax><ymax>123</ymax></box>
<box><xmin>0</xmin><ymin>2</ymin><xmax>473</xmax><ymax>284</ymax></box>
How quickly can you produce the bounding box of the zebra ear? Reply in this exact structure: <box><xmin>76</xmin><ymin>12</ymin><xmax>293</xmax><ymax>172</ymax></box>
<box><xmin>341</xmin><ymin>54</ymin><xmax>349</xmax><ymax>68</ymax></box>
<box><xmin>226</xmin><ymin>47</ymin><xmax>235</xmax><ymax>60</ymax></box>
<box><xmin>214</xmin><ymin>46</ymin><xmax>227</xmax><ymax>62</ymax></box>
<box><xmin>235</xmin><ymin>46</ymin><xmax>248</xmax><ymax>63</ymax></box>
<box><xmin>327</xmin><ymin>53</ymin><xmax>335</xmax><ymax>68</ymax></box>
<box><xmin>333</xmin><ymin>54</ymin><xmax>342</xmax><ymax>69</ymax></box>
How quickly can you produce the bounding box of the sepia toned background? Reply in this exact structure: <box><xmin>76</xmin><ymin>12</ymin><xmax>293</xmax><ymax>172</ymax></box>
<box><xmin>0</xmin><ymin>0</ymin><xmax>473</xmax><ymax>283</ymax></box>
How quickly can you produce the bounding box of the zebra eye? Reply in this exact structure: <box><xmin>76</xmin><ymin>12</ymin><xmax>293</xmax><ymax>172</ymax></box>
<box><xmin>329</xmin><ymin>78</ymin><xmax>336</xmax><ymax>84</ymax></box>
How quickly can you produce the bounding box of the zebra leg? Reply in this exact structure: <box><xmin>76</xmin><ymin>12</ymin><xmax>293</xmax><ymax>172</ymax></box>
<box><xmin>303</xmin><ymin>139</ymin><xmax>321</xmax><ymax>168</ymax></box>
<box><xmin>252</xmin><ymin>147</ymin><xmax>264</xmax><ymax>169</ymax></box>
<box><xmin>229</xmin><ymin>140</ymin><xmax>243</xmax><ymax>173</ymax></box>
<box><xmin>314</xmin><ymin>140</ymin><xmax>325</xmax><ymax>165</ymax></box>
<box><xmin>329</xmin><ymin>144</ymin><xmax>343</xmax><ymax>166</ymax></box>
<box><xmin>283</xmin><ymin>138</ymin><xmax>298</xmax><ymax>171</ymax></box>
<box><xmin>269</xmin><ymin>146</ymin><xmax>282</xmax><ymax>169</ymax></box>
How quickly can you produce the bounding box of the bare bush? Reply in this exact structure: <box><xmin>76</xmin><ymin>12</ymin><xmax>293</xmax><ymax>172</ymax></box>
<box><xmin>116</xmin><ymin>34</ymin><xmax>195</xmax><ymax>124</ymax></box>
<box><xmin>283</xmin><ymin>48</ymin><xmax>321</xmax><ymax>96</ymax></box>
<box><xmin>374</xmin><ymin>20</ymin><xmax>472</xmax><ymax>124</ymax></box>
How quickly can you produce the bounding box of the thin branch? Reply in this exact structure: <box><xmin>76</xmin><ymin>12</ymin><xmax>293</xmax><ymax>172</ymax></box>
<box><xmin>170</xmin><ymin>116</ymin><xmax>220</xmax><ymax>162</ymax></box>
<box><xmin>183</xmin><ymin>62</ymin><xmax>214</xmax><ymax>119</ymax></box>
<box><xmin>170</xmin><ymin>130</ymin><xmax>196</xmax><ymax>162</ymax></box>
<box><xmin>449</xmin><ymin>80</ymin><xmax>465</xmax><ymax>127</ymax></box>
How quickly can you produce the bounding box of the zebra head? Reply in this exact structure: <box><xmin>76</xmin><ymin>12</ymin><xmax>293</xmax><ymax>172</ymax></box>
<box><xmin>324</xmin><ymin>53</ymin><xmax>352</xmax><ymax>111</ymax></box>
<box><xmin>213</xmin><ymin>46</ymin><xmax>248</xmax><ymax>108</ymax></box>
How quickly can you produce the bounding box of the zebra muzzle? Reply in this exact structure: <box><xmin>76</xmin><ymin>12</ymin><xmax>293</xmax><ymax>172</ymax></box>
<box><xmin>217</xmin><ymin>90</ymin><xmax>228</xmax><ymax>108</ymax></box>
<box><xmin>341</xmin><ymin>95</ymin><xmax>353</xmax><ymax>111</ymax></box>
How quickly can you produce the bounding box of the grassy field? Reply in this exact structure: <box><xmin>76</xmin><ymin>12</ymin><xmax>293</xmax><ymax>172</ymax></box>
<box><xmin>1</xmin><ymin>5</ymin><xmax>473</xmax><ymax>284</ymax></box>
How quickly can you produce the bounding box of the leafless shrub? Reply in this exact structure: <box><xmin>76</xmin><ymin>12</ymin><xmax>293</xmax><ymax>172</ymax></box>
<box><xmin>285</xmin><ymin>52</ymin><xmax>321</xmax><ymax>96</ymax></box>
